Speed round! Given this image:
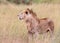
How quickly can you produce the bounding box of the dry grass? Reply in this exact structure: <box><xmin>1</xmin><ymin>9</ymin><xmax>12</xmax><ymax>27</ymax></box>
<box><xmin>0</xmin><ymin>3</ymin><xmax>60</xmax><ymax>43</ymax></box>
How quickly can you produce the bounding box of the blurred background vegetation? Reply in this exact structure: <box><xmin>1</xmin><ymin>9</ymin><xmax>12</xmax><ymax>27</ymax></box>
<box><xmin>0</xmin><ymin>0</ymin><xmax>60</xmax><ymax>43</ymax></box>
<box><xmin>0</xmin><ymin>0</ymin><xmax>60</xmax><ymax>5</ymax></box>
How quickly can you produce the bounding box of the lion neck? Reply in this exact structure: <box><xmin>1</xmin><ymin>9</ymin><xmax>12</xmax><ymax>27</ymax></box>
<box><xmin>25</xmin><ymin>15</ymin><xmax>40</xmax><ymax>25</ymax></box>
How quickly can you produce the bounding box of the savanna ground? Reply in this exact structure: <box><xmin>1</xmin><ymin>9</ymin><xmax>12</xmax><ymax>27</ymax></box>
<box><xmin>0</xmin><ymin>3</ymin><xmax>60</xmax><ymax>43</ymax></box>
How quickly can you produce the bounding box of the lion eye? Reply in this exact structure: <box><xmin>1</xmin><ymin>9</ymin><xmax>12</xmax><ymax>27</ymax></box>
<box><xmin>25</xmin><ymin>11</ymin><xmax>28</xmax><ymax>14</ymax></box>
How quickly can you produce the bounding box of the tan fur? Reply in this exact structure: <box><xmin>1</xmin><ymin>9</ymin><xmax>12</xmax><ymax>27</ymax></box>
<box><xmin>18</xmin><ymin>8</ymin><xmax>54</xmax><ymax>42</ymax></box>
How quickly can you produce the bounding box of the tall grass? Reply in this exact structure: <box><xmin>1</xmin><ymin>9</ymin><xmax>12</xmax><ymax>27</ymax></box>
<box><xmin>33</xmin><ymin>0</ymin><xmax>52</xmax><ymax>3</ymax></box>
<box><xmin>0</xmin><ymin>0</ymin><xmax>60</xmax><ymax>4</ymax></box>
<box><xmin>0</xmin><ymin>4</ymin><xmax>60</xmax><ymax>43</ymax></box>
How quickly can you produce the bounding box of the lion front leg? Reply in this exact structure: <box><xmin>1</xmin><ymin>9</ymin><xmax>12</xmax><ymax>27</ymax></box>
<box><xmin>33</xmin><ymin>32</ymin><xmax>40</xmax><ymax>43</ymax></box>
<box><xmin>27</xmin><ymin>32</ymin><xmax>34</xmax><ymax>43</ymax></box>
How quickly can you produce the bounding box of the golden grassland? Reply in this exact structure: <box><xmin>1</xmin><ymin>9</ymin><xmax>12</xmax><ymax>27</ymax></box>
<box><xmin>0</xmin><ymin>3</ymin><xmax>60</xmax><ymax>43</ymax></box>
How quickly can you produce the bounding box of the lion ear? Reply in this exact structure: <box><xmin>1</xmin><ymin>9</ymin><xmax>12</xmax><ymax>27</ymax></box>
<box><xmin>27</xmin><ymin>8</ymin><xmax>32</xmax><ymax>11</ymax></box>
<box><xmin>26</xmin><ymin>8</ymin><xmax>29</xmax><ymax>11</ymax></box>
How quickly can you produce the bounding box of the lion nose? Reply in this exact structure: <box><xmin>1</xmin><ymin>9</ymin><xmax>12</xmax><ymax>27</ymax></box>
<box><xmin>19</xmin><ymin>17</ymin><xmax>22</xmax><ymax>20</ymax></box>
